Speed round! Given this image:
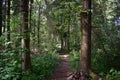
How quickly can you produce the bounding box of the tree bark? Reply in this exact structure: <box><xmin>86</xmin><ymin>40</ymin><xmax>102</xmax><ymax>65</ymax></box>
<box><xmin>20</xmin><ymin>0</ymin><xmax>31</xmax><ymax>71</ymax></box>
<box><xmin>66</xmin><ymin>3</ymin><xmax>71</xmax><ymax>53</ymax></box>
<box><xmin>61</xmin><ymin>35</ymin><xmax>64</xmax><ymax>51</ymax></box>
<box><xmin>80</xmin><ymin>0</ymin><xmax>91</xmax><ymax>78</ymax></box>
<box><xmin>67</xmin><ymin>25</ymin><xmax>70</xmax><ymax>52</ymax></box>
<box><xmin>29</xmin><ymin>0</ymin><xmax>33</xmax><ymax>31</ymax></box>
<box><xmin>6</xmin><ymin>0</ymin><xmax>10</xmax><ymax>41</ymax></box>
<box><xmin>0</xmin><ymin>0</ymin><xmax>2</xmax><ymax>36</ymax></box>
<box><xmin>13</xmin><ymin>0</ymin><xmax>20</xmax><ymax>16</ymax></box>
<box><xmin>2</xmin><ymin>1</ymin><xmax>6</xmax><ymax>33</ymax></box>
<box><xmin>37</xmin><ymin>6</ymin><xmax>41</xmax><ymax>48</ymax></box>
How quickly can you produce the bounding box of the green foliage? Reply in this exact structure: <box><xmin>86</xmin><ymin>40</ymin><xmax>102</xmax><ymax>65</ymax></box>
<box><xmin>22</xmin><ymin>52</ymin><xmax>60</xmax><ymax>80</ymax></box>
<box><xmin>0</xmin><ymin>31</ymin><xmax>60</xmax><ymax>80</ymax></box>
<box><xmin>0</xmin><ymin>35</ymin><xmax>22</xmax><ymax>80</ymax></box>
<box><xmin>90</xmin><ymin>0</ymin><xmax>120</xmax><ymax>79</ymax></box>
<box><xmin>1</xmin><ymin>0</ymin><xmax>120</xmax><ymax>80</ymax></box>
<box><xmin>69</xmin><ymin>50</ymin><xmax>79</xmax><ymax>71</ymax></box>
<box><xmin>10</xmin><ymin>16</ymin><xmax>19</xmax><ymax>31</ymax></box>
<box><xmin>91</xmin><ymin>49</ymin><xmax>108</xmax><ymax>73</ymax></box>
<box><xmin>106</xmin><ymin>69</ymin><xmax>120</xmax><ymax>80</ymax></box>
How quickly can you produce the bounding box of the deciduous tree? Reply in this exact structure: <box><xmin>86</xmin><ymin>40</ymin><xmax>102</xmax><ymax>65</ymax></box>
<box><xmin>20</xmin><ymin>0</ymin><xmax>31</xmax><ymax>71</ymax></box>
<box><xmin>80</xmin><ymin>0</ymin><xmax>91</xmax><ymax>78</ymax></box>
<box><xmin>6</xmin><ymin>0</ymin><xmax>11</xmax><ymax>41</ymax></box>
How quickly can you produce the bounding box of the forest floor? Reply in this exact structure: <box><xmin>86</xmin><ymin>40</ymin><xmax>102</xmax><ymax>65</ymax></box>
<box><xmin>52</xmin><ymin>54</ymin><xmax>73</xmax><ymax>80</ymax></box>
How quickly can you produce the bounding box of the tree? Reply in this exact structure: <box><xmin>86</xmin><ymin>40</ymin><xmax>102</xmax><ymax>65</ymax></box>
<box><xmin>29</xmin><ymin>0</ymin><xmax>33</xmax><ymax>31</ymax></box>
<box><xmin>66</xmin><ymin>2</ymin><xmax>71</xmax><ymax>53</ymax></box>
<box><xmin>37</xmin><ymin>5</ymin><xmax>41</xmax><ymax>48</ymax></box>
<box><xmin>91</xmin><ymin>0</ymin><xmax>120</xmax><ymax>73</ymax></box>
<box><xmin>2</xmin><ymin>0</ymin><xmax>6</xmax><ymax>33</ymax></box>
<box><xmin>80</xmin><ymin>0</ymin><xmax>91</xmax><ymax>78</ymax></box>
<box><xmin>12</xmin><ymin>0</ymin><xmax>20</xmax><ymax>16</ymax></box>
<box><xmin>20</xmin><ymin>0</ymin><xmax>31</xmax><ymax>71</ymax></box>
<box><xmin>0</xmin><ymin>0</ymin><xmax>2</xmax><ymax>36</ymax></box>
<box><xmin>6</xmin><ymin>0</ymin><xmax>11</xmax><ymax>41</ymax></box>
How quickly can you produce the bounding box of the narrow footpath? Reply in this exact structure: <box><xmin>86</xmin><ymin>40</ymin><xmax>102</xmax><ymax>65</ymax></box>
<box><xmin>52</xmin><ymin>54</ymin><xmax>73</xmax><ymax>80</ymax></box>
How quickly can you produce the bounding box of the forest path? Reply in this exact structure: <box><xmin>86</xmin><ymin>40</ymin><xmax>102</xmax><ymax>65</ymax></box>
<box><xmin>52</xmin><ymin>54</ymin><xmax>73</xmax><ymax>80</ymax></box>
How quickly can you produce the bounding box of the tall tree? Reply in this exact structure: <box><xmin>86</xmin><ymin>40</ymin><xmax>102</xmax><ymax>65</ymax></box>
<box><xmin>0</xmin><ymin>0</ymin><xmax>2</xmax><ymax>36</ymax></box>
<box><xmin>20</xmin><ymin>0</ymin><xmax>31</xmax><ymax>71</ymax></box>
<box><xmin>2</xmin><ymin>0</ymin><xmax>6</xmax><ymax>33</ymax></box>
<box><xmin>80</xmin><ymin>0</ymin><xmax>92</xmax><ymax>79</ymax></box>
<box><xmin>29</xmin><ymin>0</ymin><xmax>33</xmax><ymax>31</ymax></box>
<box><xmin>6</xmin><ymin>0</ymin><xmax>10</xmax><ymax>41</ymax></box>
<box><xmin>67</xmin><ymin>3</ymin><xmax>71</xmax><ymax>53</ymax></box>
<box><xmin>37</xmin><ymin>5</ymin><xmax>41</xmax><ymax>48</ymax></box>
<box><xmin>12</xmin><ymin>0</ymin><xmax>20</xmax><ymax>16</ymax></box>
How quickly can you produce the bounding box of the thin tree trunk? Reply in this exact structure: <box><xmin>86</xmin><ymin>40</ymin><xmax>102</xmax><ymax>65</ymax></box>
<box><xmin>6</xmin><ymin>0</ymin><xmax>10</xmax><ymax>41</ymax></box>
<box><xmin>65</xmin><ymin>37</ymin><xmax>67</xmax><ymax>49</ymax></box>
<box><xmin>80</xmin><ymin>0</ymin><xmax>91</xmax><ymax>78</ymax></box>
<box><xmin>13</xmin><ymin>0</ymin><xmax>20</xmax><ymax>16</ymax></box>
<box><xmin>33</xmin><ymin>19</ymin><xmax>36</xmax><ymax>45</ymax></box>
<box><xmin>37</xmin><ymin>6</ymin><xmax>41</xmax><ymax>48</ymax></box>
<box><xmin>0</xmin><ymin>0</ymin><xmax>2</xmax><ymax>36</ymax></box>
<box><xmin>67</xmin><ymin>3</ymin><xmax>71</xmax><ymax>53</ymax></box>
<box><xmin>61</xmin><ymin>35</ymin><xmax>63</xmax><ymax>51</ymax></box>
<box><xmin>3</xmin><ymin>0</ymin><xmax>6</xmax><ymax>33</ymax></box>
<box><xmin>29</xmin><ymin>0</ymin><xmax>33</xmax><ymax>31</ymax></box>
<box><xmin>67</xmin><ymin>25</ymin><xmax>70</xmax><ymax>52</ymax></box>
<box><xmin>20</xmin><ymin>0</ymin><xmax>31</xmax><ymax>71</ymax></box>
<box><xmin>29</xmin><ymin>0</ymin><xmax>32</xmax><ymax>49</ymax></box>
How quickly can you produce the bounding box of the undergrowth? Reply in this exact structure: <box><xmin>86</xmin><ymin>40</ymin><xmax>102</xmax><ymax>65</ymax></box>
<box><xmin>69</xmin><ymin>50</ymin><xmax>80</xmax><ymax>71</ymax></box>
<box><xmin>22</xmin><ymin>52</ymin><xmax>60</xmax><ymax>80</ymax></box>
<box><xmin>69</xmin><ymin>50</ymin><xmax>120</xmax><ymax>80</ymax></box>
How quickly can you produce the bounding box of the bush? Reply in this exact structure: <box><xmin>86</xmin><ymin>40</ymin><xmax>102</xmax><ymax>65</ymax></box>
<box><xmin>22</xmin><ymin>52</ymin><xmax>60</xmax><ymax>80</ymax></box>
<box><xmin>69</xmin><ymin>50</ymin><xmax>80</xmax><ymax>71</ymax></box>
<box><xmin>0</xmin><ymin>35</ymin><xmax>22</xmax><ymax>80</ymax></box>
<box><xmin>106</xmin><ymin>69</ymin><xmax>120</xmax><ymax>80</ymax></box>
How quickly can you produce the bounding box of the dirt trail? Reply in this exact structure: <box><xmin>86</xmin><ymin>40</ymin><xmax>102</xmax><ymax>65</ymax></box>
<box><xmin>52</xmin><ymin>54</ymin><xmax>73</xmax><ymax>80</ymax></box>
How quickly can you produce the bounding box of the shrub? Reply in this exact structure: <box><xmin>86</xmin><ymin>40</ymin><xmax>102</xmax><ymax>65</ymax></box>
<box><xmin>69</xmin><ymin>50</ymin><xmax>80</xmax><ymax>71</ymax></box>
<box><xmin>106</xmin><ymin>69</ymin><xmax>120</xmax><ymax>80</ymax></box>
<box><xmin>22</xmin><ymin>52</ymin><xmax>60</xmax><ymax>80</ymax></box>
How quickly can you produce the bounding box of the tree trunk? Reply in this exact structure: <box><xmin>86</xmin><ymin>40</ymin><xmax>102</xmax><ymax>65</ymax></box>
<box><xmin>29</xmin><ymin>0</ymin><xmax>33</xmax><ymax>31</ymax></box>
<box><xmin>13</xmin><ymin>0</ymin><xmax>20</xmax><ymax>16</ymax></box>
<box><xmin>6</xmin><ymin>0</ymin><xmax>10</xmax><ymax>41</ymax></box>
<box><xmin>0</xmin><ymin>0</ymin><xmax>2</xmax><ymax>36</ymax></box>
<box><xmin>20</xmin><ymin>0</ymin><xmax>31</xmax><ymax>71</ymax></box>
<box><xmin>67</xmin><ymin>25</ymin><xmax>70</xmax><ymax>52</ymax></box>
<box><xmin>37</xmin><ymin>6</ymin><xmax>41</xmax><ymax>48</ymax></box>
<box><xmin>61</xmin><ymin>35</ymin><xmax>63</xmax><ymax>51</ymax></box>
<box><xmin>3</xmin><ymin>1</ymin><xmax>6</xmax><ymax>33</ymax></box>
<box><xmin>66</xmin><ymin>3</ymin><xmax>71</xmax><ymax>53</ymax></box>
<box><xmin>80</xmin><ymin>0</ymin><xmax>91</xmax><ymax>79</ymax></box>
